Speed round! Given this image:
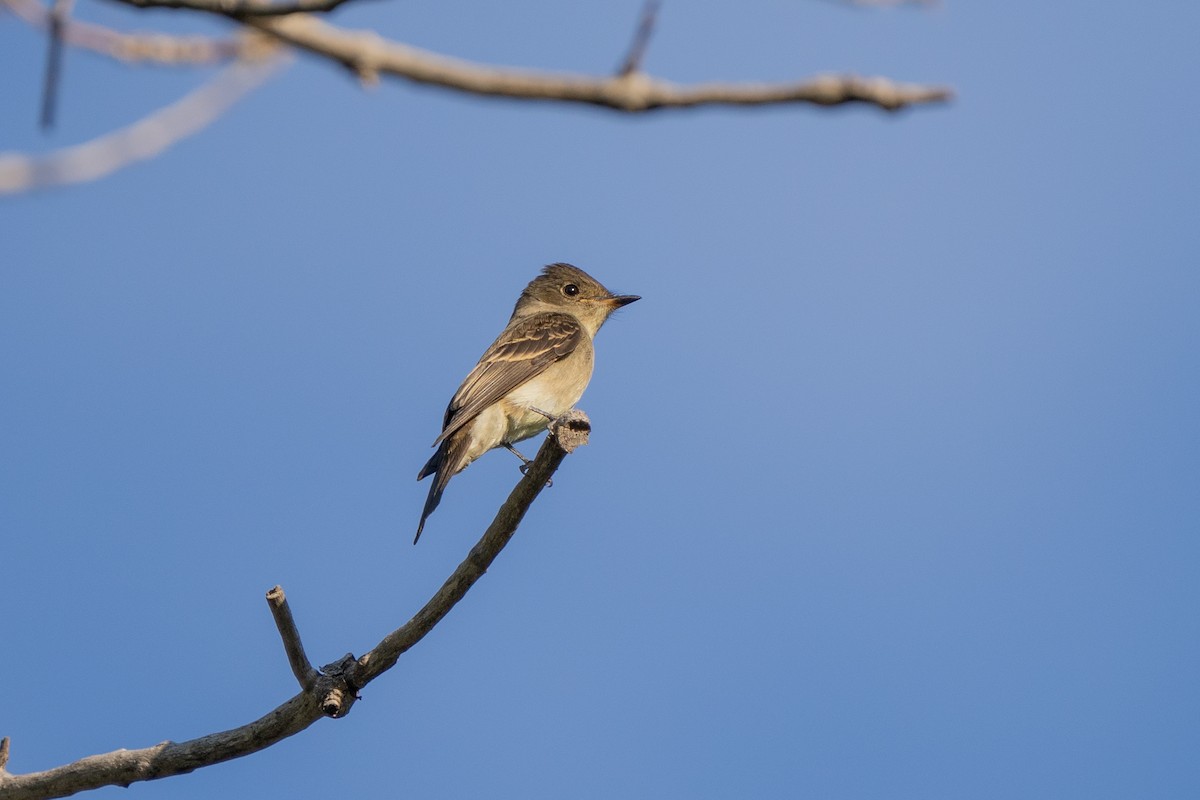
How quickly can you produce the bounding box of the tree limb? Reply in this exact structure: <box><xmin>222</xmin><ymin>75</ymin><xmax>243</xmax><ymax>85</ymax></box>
<box><xmin>94</xmin><ymin>1</ymin><xmax>950</xmax><ymax>111</ymax></box>
<box><xmin>239</xmin><ymin>13</ymin><xmax>951</xmax><ymax>111</ymax></box>
<box><xmin>351</xmin><ymin>411</ymin><xmax>590</xmax><ymax>686</ymax></box>
<box><xmin>0</xmin><ymin>413</ymin><xmax>587</xmax><ymax>800</ymax></box>
<box><xmin>115</xmin><ymin>0</ymin><xmax>370</xmax><ymax>17</ymax></box>
<box><xmin>2</xmin><ymin>0</ymin><xmax>257</xmax><ymax>64</ymax></box>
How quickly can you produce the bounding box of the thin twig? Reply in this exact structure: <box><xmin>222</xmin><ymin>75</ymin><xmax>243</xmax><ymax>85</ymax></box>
<box><xmin>39</xmin><ymin>0</ymin><xmax>75</xmax><ymax>129</ymax></box>
<box><xmin>266</xmin><ymin>586</ymin><xmax>318</xmax><ymax>689</ymax></box>
<box><xmin>0</xmin><ymin>416</ymin><xmax>584</xmax><ymax>800</ymax></box>
<box><xmin>617</xmin><ymin>0</ymin><xmax>661</xmax><ymax>76</ymax></box>
<box><xmin>0</xmin><ymin>56</ymin><xmax>286</xmax><ymax>195</ymax></box>
<box><xmin>352</xmin><ymin>411</ymin><xmax>588</xmax><ymax>685</ymax></box>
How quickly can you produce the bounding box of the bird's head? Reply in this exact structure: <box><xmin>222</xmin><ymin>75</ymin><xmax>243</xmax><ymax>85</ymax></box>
<box><xmin>513</xmin><ymin>263</ymin><xmax>639</xmax><ymax>335</ymax></box>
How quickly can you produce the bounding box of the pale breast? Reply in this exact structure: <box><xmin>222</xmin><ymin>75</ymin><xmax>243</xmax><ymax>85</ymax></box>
<box><xmin>501</xmin><ymin>339</ymin><xmax>595</xmax><ymax>443</ymax></box>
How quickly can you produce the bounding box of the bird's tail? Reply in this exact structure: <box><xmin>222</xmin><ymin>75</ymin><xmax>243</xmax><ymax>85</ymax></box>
<box><xmin>414</xmin><ymin>435</ymin><xmax>464</xmax><ymax>544</ymax></box>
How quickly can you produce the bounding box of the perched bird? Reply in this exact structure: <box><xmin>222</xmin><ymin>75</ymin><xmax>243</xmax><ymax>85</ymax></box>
<box><xmin>415</xmin><ymin>263</ymin><xmax>639</xmax><ymax>543</ymax></box>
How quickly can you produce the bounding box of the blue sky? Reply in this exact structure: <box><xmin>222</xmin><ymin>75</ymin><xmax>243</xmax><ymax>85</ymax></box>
<box><xmin>2</xmin><ymin>2</ymin><xmax>1199</xmax><ymax>798</ymax></box>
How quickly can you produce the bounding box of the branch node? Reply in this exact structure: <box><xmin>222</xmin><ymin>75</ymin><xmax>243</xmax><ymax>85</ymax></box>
<box><xmin>354</xmin><ymin>64</ymin><xmax>380</xmax><ymax>87</ymax></box>
<box><xmin>236</xmin><ymin>29</ymin><xmax>284</xmax><ymax>62</ymax></box>
<box><xmin>317</xmin><ymin>654</ymin><xmax>360</xmax><ymax>718</ymax></box>
<box><xmin>320</xmin><ymin>687</ymin><xmax>350</xmax><ymax>717</ymax></box>
<box><xmin>549</xmin><ymin>409</ymin><xmax>591</xmax><ymax>453</ymax></box>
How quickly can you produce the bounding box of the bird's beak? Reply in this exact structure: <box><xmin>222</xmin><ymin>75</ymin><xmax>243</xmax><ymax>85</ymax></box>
<box><xmin>607</xmin><ymin>294</ymin><xmax>641</xmax><ymax>307</ymax></box>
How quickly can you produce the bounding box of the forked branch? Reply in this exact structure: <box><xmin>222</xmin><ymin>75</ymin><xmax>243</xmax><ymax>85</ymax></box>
<box><xmin>4</xmin><ymin>0</ymin><xmax>951</xmax><ymax>194</ymax></box>
<box><xmin>98</xmin><ymin>0</ymin><xmax>951</xmax><ymax>112</ymax></box>
<box><xmin>0</xmin><ymin>412</ymin><xmax>589</xmax><ymax>800</ymax></box>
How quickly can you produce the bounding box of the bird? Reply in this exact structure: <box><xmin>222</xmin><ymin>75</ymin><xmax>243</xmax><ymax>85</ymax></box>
<box><xmin>414</xmin><ymin>263</ymin><xmax>639</xmax><ymax>543</ymax></box>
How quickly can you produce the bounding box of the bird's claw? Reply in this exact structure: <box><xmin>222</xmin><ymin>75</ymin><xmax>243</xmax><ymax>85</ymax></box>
<box><xmin>518</xmin><ymin>462</ymin><xmax>552</xmax><ymax>487</ymax></box>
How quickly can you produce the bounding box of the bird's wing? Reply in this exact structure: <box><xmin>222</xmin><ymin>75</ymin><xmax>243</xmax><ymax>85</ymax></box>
<box><xmin>433</xmin><ymin>312</ymin><xmax>584</xmax><ymax>446</ymax></box>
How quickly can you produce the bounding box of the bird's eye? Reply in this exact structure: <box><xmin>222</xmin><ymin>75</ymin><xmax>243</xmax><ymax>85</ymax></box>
<box><xmin>563</xmin><ymin>284</ymin><xmax>579</xmax><ymax>297</ymax></box>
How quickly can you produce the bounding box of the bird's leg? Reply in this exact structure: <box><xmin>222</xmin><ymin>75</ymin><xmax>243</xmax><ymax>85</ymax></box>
<box><xmin>503</xmin><ymin>442</ymin><xmax>533</xmax><ymax>468</ymax></box>
<box><xmin>503</xmin><ymin>442</ymin><xmax>552</xmax><ymax>488</ymax></box>
<box><xmin>527</xmin><ymin>406</ymin><xmax>557</xmax><ymax>421</ymax></box>
<box><xmin>506</xmin><ymin>408</ymin><xmax>560</xmax><ymax>483</ymax></box>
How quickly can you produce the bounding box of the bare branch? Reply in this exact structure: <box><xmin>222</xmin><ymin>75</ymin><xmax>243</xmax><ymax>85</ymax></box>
<box><xmin>266</xmin><ymin>586</ymin><xmax>319</xmax><ymax>690</ymax></box>
<box><xmin>2</xmin><ymin>0</ymin><xmax>257</xmax><ymax>64</ymax></box>
<box><xmin>114</xmin><ymin>0</ymin><xmax>368</xmax><ymax>16</ymax></box>
<box><xmin>235</xmin><ymin>14</ymin><xmax>951</xmax><ymax>112</ymax></box>
<box><xmin>93</xmin><ymin>0</ymin><xmax>949</xmax><ymax>111</ymax></box>
<box><xmin>351</xmin><ymin>410</ymin><xmax>588</xmax><ymax>685</ymax></box>
<box><xmin>617</xmin><ymin>0</ymin><xmax>661</xmax><ymax>77</ymax></box>
<box><xmin>0</xmin><ymin>696</ymin><xmax>324</xmax><ymax>800</ymax></box>
<box><xmin>0</xmin><ymin>416</ymin><xmax>584</xmax><ymax>800</ymax></box>
<box><xmin>0</xmin><ymin>737</ymin><xmax>10</xmax><ymax>772</ymax></box>
<box><xmin>823</xmin><ymin>0</ymin><xmax>939</xmax><ymax>7</ymax></box>
<box><xmin>0</xmin><ymin>56</ymin><xmax>285</xmax><ymax>195</ymax></box>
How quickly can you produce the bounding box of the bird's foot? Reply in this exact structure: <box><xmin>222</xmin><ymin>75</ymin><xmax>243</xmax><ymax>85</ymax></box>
<box><xmin>517</xmin><ymin>461</ymin><xmax>553</xmax><ymax>487</ymax></box>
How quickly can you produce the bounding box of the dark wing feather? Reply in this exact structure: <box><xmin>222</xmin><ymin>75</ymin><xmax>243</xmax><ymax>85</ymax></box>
<box><xmin>433</xmin><ymin>312</ymin><xmax>583</xmax><ymax>446</ymax></box>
